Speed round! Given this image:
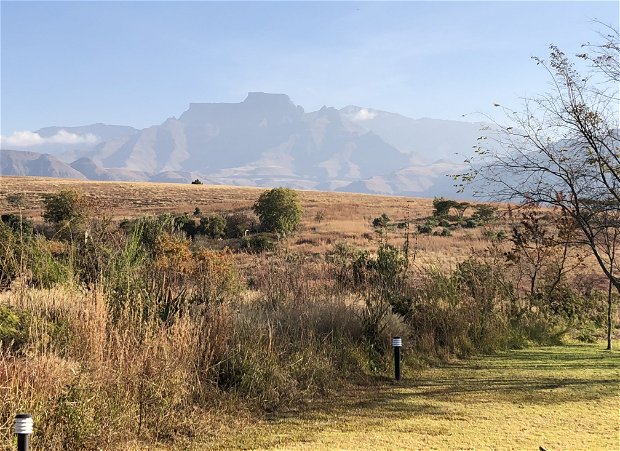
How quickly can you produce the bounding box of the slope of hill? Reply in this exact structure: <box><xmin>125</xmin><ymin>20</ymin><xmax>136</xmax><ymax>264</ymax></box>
<box><xmin>0</xmin><ymin>149</ymin><xmax>86</xmax><ymax>180</ymax></box>
<box><xmin>340</xmin><ymin>105</ymin><xmax>482</xmax><ymax>164</ymax></box>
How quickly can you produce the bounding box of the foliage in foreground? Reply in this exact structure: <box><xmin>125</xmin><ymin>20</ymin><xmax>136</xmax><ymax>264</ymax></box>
<box><xmin>0</xmin><ymin>194</ymin><xmax>614</xmax><ymax>449</ymax></box>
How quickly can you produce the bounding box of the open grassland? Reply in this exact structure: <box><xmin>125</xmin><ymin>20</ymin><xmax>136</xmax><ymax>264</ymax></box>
<box><xmin>0</xmin><ymin>176</ymin><xmax>489</xmax><ymax>266</ymax></box>
<box><xmin>128</xmin><ymin>344</ymin><xmax>619</xmax><ymax>450</ymax></box>
<box><xmin>0</xmin><ymin>176</ymin><xmax>608</xmax><ymax>286</ymax></box>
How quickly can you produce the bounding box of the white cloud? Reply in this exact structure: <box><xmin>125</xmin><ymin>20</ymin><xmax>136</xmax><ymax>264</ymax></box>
<box><xmin>0</xmin><ymin>130</ymin><xmax>99</xmax><ymax>148</ymax></box>
<box><xmin>352</xmin><ymin>108</ymin><xmax>376</xmax><ymax>121</ymax></box>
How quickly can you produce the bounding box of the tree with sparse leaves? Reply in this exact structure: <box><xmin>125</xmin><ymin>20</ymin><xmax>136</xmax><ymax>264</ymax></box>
<box><xmin>459</xmin><ymin>26</ymin><xmax>619</xmax><ymax>349</ymax></box>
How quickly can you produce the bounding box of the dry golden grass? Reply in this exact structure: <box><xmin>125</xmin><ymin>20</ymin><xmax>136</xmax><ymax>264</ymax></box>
<box><xmin>0</xmin><ymin>175</ymin><xmax>432</xmax><ymax>220</ymax></box>
<box><xmin>0</xmin><ymin>176</ymin><xmax>494</xmax><ymax>265</ymax></box>
<box><xmin>0</xmin><ymin>175</ymin><xmax>609</xmax><ymax>290</ymax></box>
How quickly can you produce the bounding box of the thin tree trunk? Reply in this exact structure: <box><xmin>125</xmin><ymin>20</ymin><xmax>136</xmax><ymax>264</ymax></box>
<box><xmin>608</xmin><ymin>267</ymin><xmax>613</xmax><ymax>351</ymax></box>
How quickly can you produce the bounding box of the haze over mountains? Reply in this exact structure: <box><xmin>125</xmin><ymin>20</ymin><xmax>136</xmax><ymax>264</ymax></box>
<box><xmin>1</xmin><ymin>92</ymin><xmax>483</xmax><ymax>196</ymax></box>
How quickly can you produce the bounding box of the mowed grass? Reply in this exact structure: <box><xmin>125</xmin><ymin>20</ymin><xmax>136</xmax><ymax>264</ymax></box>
<box><xmin>165</xmin><ymin>344</ymin><xmax>619</xmax><ymax>451</ymax></box>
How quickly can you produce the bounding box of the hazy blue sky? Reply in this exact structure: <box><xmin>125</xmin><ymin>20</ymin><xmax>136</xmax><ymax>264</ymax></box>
<box><xmin>1</xmin><ymin>1</ymin><xmax>618</xmax><ymax>135</ymax></box>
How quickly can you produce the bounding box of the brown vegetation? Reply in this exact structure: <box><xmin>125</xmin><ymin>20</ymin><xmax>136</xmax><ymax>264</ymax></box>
<box><xmin>0</xmin><ymin>176</ymin><xmax>616</xmax><ymax>450</ymax></box>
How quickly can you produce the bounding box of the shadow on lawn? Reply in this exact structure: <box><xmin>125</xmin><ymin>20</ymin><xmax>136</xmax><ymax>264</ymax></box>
<box><xmin>276</xmin><ymin>345</ymin><xmax>619</xmax><ymax>424</ymax></box>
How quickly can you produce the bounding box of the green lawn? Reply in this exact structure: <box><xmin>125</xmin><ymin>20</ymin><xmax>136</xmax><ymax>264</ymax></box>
<box><xmin>190</xmin><ymin>344</ymin><xmax>619</xmax><ymax>450</ymax></box>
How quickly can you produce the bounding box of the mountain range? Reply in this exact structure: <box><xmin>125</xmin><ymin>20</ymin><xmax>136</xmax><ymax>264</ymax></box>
<box><xmin>1</xmin><ymin>92</ymin><xmax>483</xmax><ymax>196</ymax></box>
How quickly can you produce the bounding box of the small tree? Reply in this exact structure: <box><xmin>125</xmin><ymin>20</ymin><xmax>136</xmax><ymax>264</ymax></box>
<box><xmin>191</xmin><ymin>179</ymin><xmax>202</xmax><ymax>185</ymax></box>
<box><xmin>253</xmin><ymin>188</ymin><xmax>303</xmax><ymax>236</ymax></box>
<box><xmin>453</xmin><ymin>202</ymin><xmax>470</xmax><ymax>219</ymax></box>
<box><xmin>459</xmin><ymin>27</ymin><xmax>620</xmax><ymax>348</ymax></box>
<box><xmin>472</xmin><ymin>204</ymin><xmax>497</xmax><ymax>223</ymax></box>
<box><xmin>432</xmin><ymin>197</ymin><xmax>457</xmax><ymax>218</ymax></box>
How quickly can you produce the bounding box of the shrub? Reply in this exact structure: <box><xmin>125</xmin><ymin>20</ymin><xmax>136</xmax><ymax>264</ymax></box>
<box><xmin>225</xmin><ymin>212</ymin><xmax>257</xmax><ymax>238</ymax></box>
<box><xmin>418</xmin><ymin>220</ymin><xmax>437</xmax><ymax>234</ymax></box>
<box><xmin>372</xmin><ymin>213</ymin><xmax>391</xmax><ymax>228</ymax></box>
<box><xmin>199</xmin><ymin>214</ymin><xmax>226</xmax><ymax>239</ymax></box>
<box><xmin>253</xmin><ymin>188</ymin><xmax>303</xmax><ymax>236</ymax></box>
<box><xmin>42</xmin><ymin>190</ymin><xmax>90</xmax><ymax>225</ymax></box>
<box><xmin>191</xmin><ymin>179</ymin><xmax>202</xmax><ymax>185</ymax></box>
<box><xmin>472</xmin><ymin>204</ymin><xmax>497</xmax><ymax>223</ymax></box>
<box><xmin>464</xmin><ymin>219</ymin><xmax>480</xmax><ymax>228</ymax></box>
<box><xmin>174</xmin><ymin>214</ymin><xmax>198</xmax><ymax>238</ymax></box>
<box><xmin>1</xmin><ymin>214</ymin><xmax>34</xmax><ymax>236</ymax></box>
<box><xmin>483</xmin><ymin>229</ymin><xmax>506</xmax><ymax>241</ymax></box>
<box><xmin>0</xmin><ymin>305</ymin><xmax>30</xmax><ymax>352</ymax></box>
<box><xmin>242</xmin><ymin>233</ymin><xmax>278</xmax><ymax>253</ymax></box>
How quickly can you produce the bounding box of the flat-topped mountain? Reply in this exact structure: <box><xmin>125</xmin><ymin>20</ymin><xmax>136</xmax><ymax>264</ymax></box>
<box><xmin>1</xmin><ymin>93</ymin><xmax>481</xmax><ymax>196</ymax></box>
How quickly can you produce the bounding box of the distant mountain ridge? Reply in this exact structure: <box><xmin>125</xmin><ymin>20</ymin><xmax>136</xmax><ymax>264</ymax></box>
<box><xmin>1</xmin><ymin>93</ymin><xmax>481</xmax><ymax>196</ymax></box>
<box><xmin>1</xmin><ymin>149</ymin><xmax>86</xmax><ymax>180</ymax></box>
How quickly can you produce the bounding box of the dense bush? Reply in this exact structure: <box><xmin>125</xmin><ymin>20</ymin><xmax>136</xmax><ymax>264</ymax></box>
<box><xmin>253</xmin><ymin>188</ymin><xmax>303</xmax><ymax>235</ymax></box>
<box><xmin>242</xmin><ymin>233</ymin><xmax>278</xmax><ymax>253</ymax></box>
<box><xmin>200</xmin><ymin>214</ymin><xmax>226</xmax><ymax>239</ymax></box>
<box><xmin>1</xmin><ymin>214</ymin><xmax>34</xmax><ymax>235</ymax></box>
<box><xmin>372</xmin><ymin>213</ymin><xmax>391</xmax><ymax>228</ymax></box>
<box><xmin>42</xmin><ymin>190</ymin><xmax>90</xmax><ymax>225</ymax></box>
<box><xmin>432</xmin><ymin>197</ymin><xmax>457</xmax><ymax>218</ymax></box>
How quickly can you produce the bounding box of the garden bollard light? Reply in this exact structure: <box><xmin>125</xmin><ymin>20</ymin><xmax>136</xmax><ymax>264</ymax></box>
<box><xmin>15</xmin><ymin>414</ymin><xmax>32</xmax><ymax>451</ymax></box>
<box><xmin>392</xmin><ymin>336</ymin><xmax>402</xmax><ymax>381</ymax></box>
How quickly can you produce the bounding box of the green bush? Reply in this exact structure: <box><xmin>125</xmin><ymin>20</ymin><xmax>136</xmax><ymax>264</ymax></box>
<box><xmin>418</xmin><ymin>224</ymin><xmax>433</xmax><ymax>234</ymax></box>
<box><xmin>225</xmin><ymin>212</ymin><xmax>257</xmax><ymax>238</ymax></box>
<box><xmin>0</xmin><ymin>305</ymin><xmax>30</xmax><ymax>352</ymax></box>
<box><xmin>1</xmin><ymin>214</ymin><xmax>34</xmax><ymax>235</ymax></box>
<box><xmin>464</xmin><ymin>219</ymin><xmax>480</xmax><ymax>228</ymax></box>
<box><xmin>253</xmin><ymin>188</ymin><xmax>303</xmax><ymax>235</ymax></box>
<box><xmin>199</xmin><ymin>214</ymin><xmax>226</xmax><ymax>239</ymax></box>
<box><xmin>173</xmin><ymin>214</ymin><xmax>198</xmax><ymax>238</ymax></box>
<box><xmin>372</xmin><ymin>213</ymin><xmax>391</xmax><ymax>228</ymax></box>
<box><xmin>42</xmin><ymin>190</ymin><xmax>90</xmax><ymax>225</ymax></box>
<box><xmin>242</xmin><ymin>233</ymin><xmax>278</xmax><ymax>253</ymax></box>
<box><xmin>119</xmin><ymin>215</ymin><xmax>177</xmax><ymax>250</ymax></box>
